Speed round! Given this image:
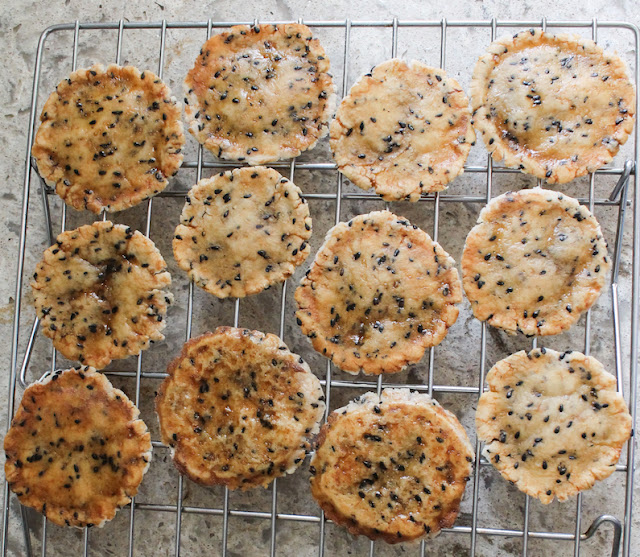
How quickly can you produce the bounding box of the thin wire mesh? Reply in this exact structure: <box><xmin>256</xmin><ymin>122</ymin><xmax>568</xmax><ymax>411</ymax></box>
<box><xmin>1</xmin><ymin>17</ymin><xmax>638</xmax><ymax>557</ymax></box>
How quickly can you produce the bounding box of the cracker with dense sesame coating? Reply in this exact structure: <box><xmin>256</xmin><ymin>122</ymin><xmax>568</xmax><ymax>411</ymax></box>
<box><xmin>295</xmin><ymin>211</ymin><xmax>461</xmax><ymax>375</ymax></box>
<box><xmin>184</xmin><ymin>23</ymin><xmax>335</xmax><ymax>165</ymax></box>
<box><xmin>31</xmin><ymin>221</ymin><xmax>172</xmax><ymax>369</ymax></box>
<box><xmin>461</xmin><ymin>188</ymin><xmax>609</xmax><ymax>336</ymax></box>
<box><xmin>310</xmin><ymin>389</ymin><xmax>473</xmax><ymax>543</ymax></box>
<box><xmin>4</xmin><ymin>367</ymin><xmax>152</xmax><ymax>528</ymax></box>
<box><xmin>330</xmin><ymin>59</ymin><xmax>475</xmax><ymax>201</ymax></box>
<box><xmin>156</xmin><ymin>327</ymin><xmax>325</xmax><ymax>489</ymax></box>
<box><xmin>32</xmin><ymin>64</ymin><xmax>184</xmax><ymax>213</ymax></box>
<box><xmin>173</xmin><ymin>167</ymin><xmax>312</xmax><ymax>298</ymax></box>
<box><xmin>470</xmin><ymin>29</ymin><xmax>635</xmax><ymax>183</ymax></box>
<box><xmin>477</xmin><ymin>348</ymin><xmax>631</xmax><ymax>504</ymax></box>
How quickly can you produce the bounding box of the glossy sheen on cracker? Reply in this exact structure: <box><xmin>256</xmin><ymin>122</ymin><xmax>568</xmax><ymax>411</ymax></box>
<box><xmin>156</xmin><ymin>327</ymin><xmax>325</xmax><ymax>489</ymax></box>
<box><xmin>32</xmin><ymin>64</ymin><xmax>184</xmax><ymax>213</ymax></box>
<box><xmin>310</xmin><ymin>389</ymin><xmax>473</xmax><ymax>543</ymax></box>
<box><xmin>184</xmin><ymin>24</ymin><xmax>334</xmax><ymax>164</ymax></box>
<box><xmin>471</xmin><ymin>29</ymin><xmax>635</xmax><ymax>183</ymax></box>
<box><xmin>31</xmin><ymin>221</ymin><xmax>173</xmax><ymax>369</ymax></box>
<box><xmin>462</xmin><ymin>188</ymin><xmax>609</xmax><ymax>336</ymax></box>
<box><xmin>4</xmin><ymin>367</ymin><xmax>152</xmax><ymax>527</ymax></box>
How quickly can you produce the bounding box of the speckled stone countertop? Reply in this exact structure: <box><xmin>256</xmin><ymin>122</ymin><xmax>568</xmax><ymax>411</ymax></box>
<box><xmin>1</xmin><ymin>1</ymin><xmax>639</xmax><ymax>556</ymax></box>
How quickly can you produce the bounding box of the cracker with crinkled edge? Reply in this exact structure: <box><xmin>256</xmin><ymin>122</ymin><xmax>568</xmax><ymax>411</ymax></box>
<box><xmin>184</xmin><ymin>23</ymin><xmax>335</xmax><ymax>165</ymax></box>
<box><xmin>476</xmin><ymin>348</ymin><xmax>631</xmax><ymax>504</ymax></box>
<box><xmin>173</xmin><ymin>166</ymin><xmax>312</xmax><ymax>298</ymax></box>
<box><xmin>331</xmin><ymin>59</ymin><xmax>475</xmax><ymax>201</ymax></box>
<box><xmin>4</xmin><ymin>366</ymin><xmax>152</xmax><ymax>528</ymax></box>
<box><xmin>462</xmin><ymin>188</ymin><xmax>609</xmax><ymax>336</ymax></box>
<box><xmin>31</xmin><ymin>221</ymin><xmax>173</xmax><ymax>369</ymax></box>
<box><xmin>310</xmin><ymin>388</ymin><xmax>473</xmax><ymax>543</ymax></box>
<box><xmin>156</xmin><ymin>327</ymin><xmax>325</xmax><ymax>489</ymax></box>
<box><xmin>470</xmin><ymin>29</ymin><xmax>635</xmax><ymax>183</ymax></box>
<box><xmin>295</xmin><ymin>210</ymin><xmax>461</xmax><ymax>375</ymax></box>
<box><xmin>32</xmin><ymin>64</ymin><xmax>184</xmax><ymax>213</ymax></box>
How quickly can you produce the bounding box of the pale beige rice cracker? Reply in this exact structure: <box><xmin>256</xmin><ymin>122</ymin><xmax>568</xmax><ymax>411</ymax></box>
<box><xmin>462</xmin><ymin>188</ymin><xmax>609</xmax><ymax>336</ymax></box>
<box><xmin>173</xmin><ymin>166</ymin><xmax>312</xmax><ymax>298</ymax></box>
<box><xmin>477</xmin><ymin>348</ymin><xmax>631</xmax><ymax>503</ymax></box>
<box><xmin>331</xmin><ymin>59</ymin><xmax>474</xmax><ymax>201</ymax></box>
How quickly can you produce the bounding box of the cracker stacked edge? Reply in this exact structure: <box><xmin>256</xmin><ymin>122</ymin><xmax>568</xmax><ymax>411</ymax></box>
<box><xmin>310</xmin><ymin>389</ymin><xmax>473</xmax><ymax>542</ymax></box>
<box><xmin>156</xmin><ymin>327</ymin><xmax>325</xmax><ymax>489</ymax></box>
<box><xmin>4</xmin><ymin>367</ymin><xmax>152</xmax><ymax>528</ymax></box>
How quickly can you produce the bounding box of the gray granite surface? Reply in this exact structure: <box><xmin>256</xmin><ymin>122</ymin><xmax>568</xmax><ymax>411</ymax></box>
<box><xmin>1</xmin><ymin>0</ymin><xmax>639</xmax><ymax>555</ymax></box>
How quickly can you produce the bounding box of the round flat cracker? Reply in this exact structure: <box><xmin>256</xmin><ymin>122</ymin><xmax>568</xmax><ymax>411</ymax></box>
<box><xmin>32</xmin><ymin>64</ymin><xmax>184</xmax><ymax>213</ymax></box>
<box><xmin>295</xmin><ymin>211</ymin><xmax>461</xmax><ymax>375</ymax></box>
<box><xmin>173</xmin><ymin>166</ymin><xmax>311</xmax><ymax>298</ymax></box>
<box><xmin>330</xmin><ymin>59</ymin><xmax>475</xmax><ymax>201</ymax></box>
<box><xmin>477</xmin><ymin>348</ymin><xmax>631</xmax><ymax>504</ymax></box>
<box><xmin>156</xmin><ymin>327</ymin><xmax>325</xmax><ymax>489</ymax></box>
<box><xmin>310</xmin><ymin>389</ymin><xmax>473</xmax><ymax>543</ymax></box>
<box><xmin>31</xmin><ymin>221</ymin><xmax>173</xmax><ymax>369</ymax></box>
<box><xmin>470</xmin><ymin>29</ymin><xmax>635</xmax><ymax>183</ymax></box>
<box><xmin>4</xmin><ymin>367</ymin><xmax>151</xmax><ymax>528</ymax></box>
<box><xmin>462</xmin><ymin>188</ymin><xmax>609</xmax><ymax>336</ymax></box>
<box><xmin>184</xmin><ymin>23</ymin><xmax>335</xmax><ymax>165</ymax></box>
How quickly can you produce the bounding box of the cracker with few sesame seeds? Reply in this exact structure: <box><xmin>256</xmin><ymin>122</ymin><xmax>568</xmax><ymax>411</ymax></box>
<box><xmin>155</xmin><ymin>327</ymin><xmax>325</xmax><ymax>489</ymax></box>
<box><xmin>4</xmin><ymin>366</ymin><xmax>152</xmax><ymax>528</ymax></box>
<box><xmin>310</xmin><ymin>388</ymin><xmax>473</xmax><ymax>543</ymax></box>
<box><xmin>470</xmin><ymin>29</ymin><xmax>635</xmax><ymax>183</ymax></box>
<box><xmin>295</xmin><ymin>210</ymin><xmax>461</xmax><ymax>375</ymax></box>
<box><xmin>31</xmin><ymin>221</ymin><xmax>173</xmax><ymax>369</ymax></box>
<box><xmin>462</xmin><ymin>188</ymin><xmax>610</xmax><ymax>336</ymax></box>
<box><xmin>477</xmin><ymin>348</ymin><xmax>631</xmax><ymax>504</ymax></box>
<box><xmin>32</xmin><ymin>64</ymin><xmax>184</xmax><ymax>214</ymax></box>
<box><xmin>173</xmin><ymin>166</ymin><xmax>312</xmax><ymax>298</ymax></box>
<box><xmin>184</xmin><ymin>23</ymin><xmax>335</xmax><ymax>165</ymax></box>
<box><xmin>330</xmin><ymin>59</ymin><xmax>475</xmax><ymax>201</ymax></box>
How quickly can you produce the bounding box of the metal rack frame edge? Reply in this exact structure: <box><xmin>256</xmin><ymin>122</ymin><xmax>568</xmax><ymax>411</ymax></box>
<box><xmin>2</xmin><ymin>17</ymin><xmax>638</xmax><ymax>557</ymax></box>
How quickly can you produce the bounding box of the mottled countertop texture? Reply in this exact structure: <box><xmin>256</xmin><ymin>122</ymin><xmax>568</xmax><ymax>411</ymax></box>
<box><xmin>1</xmin><ymin>0</ymin><xmax>639</xmax><ymax>556</ymax></box>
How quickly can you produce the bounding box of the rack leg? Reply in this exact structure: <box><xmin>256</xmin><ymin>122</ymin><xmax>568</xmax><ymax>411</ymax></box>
<box><xmin>19</xmin><ymin>504</ymin><xmax>33</xmax><ymax>557</ymax></box>
<box><xmin>582</xmin><ymin>515</ymin><xmax>622</xmax><ymax>557</ymax></box>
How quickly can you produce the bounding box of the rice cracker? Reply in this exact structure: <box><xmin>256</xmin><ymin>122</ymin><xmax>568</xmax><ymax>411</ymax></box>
<box><xmin>476</xmin><ymin>348</ymin><xmax>631</xmax><ymax>503</ymax></box>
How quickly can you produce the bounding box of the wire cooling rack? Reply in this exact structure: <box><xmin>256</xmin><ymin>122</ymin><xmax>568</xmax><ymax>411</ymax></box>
<box><xmin>1</xmin><ymin>17</ymin><xmax>639</xmax><ymax>557</ymax></box>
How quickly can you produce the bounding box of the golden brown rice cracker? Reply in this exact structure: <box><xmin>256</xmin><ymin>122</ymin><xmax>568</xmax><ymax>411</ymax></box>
<box><xmin>184</xmin><ymin>23</ymin><xmax>335</xmax><ymax>164</ymax></box>
<box><xmin>31</xmin><ymin>221</ymin><xmax>173</xmax><ymax>369</ymax></box>
<box><xmin>173</xmin><ymin>166</ymin><xmax>312</xmax><ymax>298</ymax></box>
<box><xmin>310</xmin><ymin>389</ymin><xmax>473</xmax><ymax>543</ymax></box>
<box><xmin>32</xmin><ymin>64</ymin><xmax>184</xmax><ymax>213</ymax></box>
<box><xmin>470</xmin><ymin>29</ymin><xmax>635</xmax><ymax>183</ymax></box>
<box><xmin>477</xmin><ymin>348</ymin><xmax>631</xmax><ymax>504</ymax></box>
<box><xmin>156</xmin><ymin>327</ymin><xmax>325</xmax><ymax>489</ymax></box>
<box><xmin>4</xmin><ymin>367</ymin><xmax>152</xmax><ymax>528</ymax></box>
<box><xmin>330</xmin><ymin>59</ymin><xmax>475</xmax><ymax>201</ymax></box>
<box><xmin>462</xmin><ymin>188</ymin><xmax>609</xmax><ymax>336</ymax></box>
<box><xmin>295</xmin><ymin>211</ymin><xmax>461</xmax><ymax>375</ymax></box>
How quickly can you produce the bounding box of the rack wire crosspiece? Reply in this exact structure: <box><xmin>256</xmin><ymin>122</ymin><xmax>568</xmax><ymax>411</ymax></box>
<box><xmin>2</xmin><ymin>17</ymin><xmax>638</xmax><ymax>557</ymax></box>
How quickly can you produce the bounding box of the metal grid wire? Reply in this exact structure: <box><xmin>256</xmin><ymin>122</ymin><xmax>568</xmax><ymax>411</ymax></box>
<box><xmin>2</xmin><ymin>16</ymin><xmax>639</xmax><ymax>557</ymax></box>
